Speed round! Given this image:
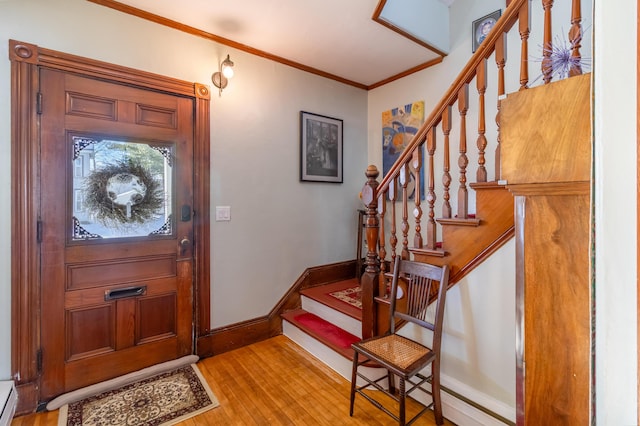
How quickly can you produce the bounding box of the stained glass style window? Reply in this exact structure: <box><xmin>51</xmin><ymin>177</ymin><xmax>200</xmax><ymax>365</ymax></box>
<box><xmin>71</xmin><ymin>136</ymin><xmax>173</xmax><ymax>240</ymax></box>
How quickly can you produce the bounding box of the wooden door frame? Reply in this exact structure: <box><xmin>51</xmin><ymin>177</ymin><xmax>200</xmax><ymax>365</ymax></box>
<box><xmin>8</xmin><ymin>39</ymin><xmax>211</xmax><ymax>414</ymax></box>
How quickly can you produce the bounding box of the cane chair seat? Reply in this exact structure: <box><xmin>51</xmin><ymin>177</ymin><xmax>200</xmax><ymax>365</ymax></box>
<box><xmin>356</xmin><ymin>334</ymin><xmax>433</xmax><ymax>372</ymax></box>
<box><xmin>349</xmin><ymin>259</ymin><xmax>449</xmax><ymax>426</ymax></box>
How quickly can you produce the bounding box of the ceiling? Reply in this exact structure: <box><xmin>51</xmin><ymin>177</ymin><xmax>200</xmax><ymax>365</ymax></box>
<box><xmin>94</xmin><ymin>0</ymin><xmax>455</xmax><ymax>89</ymax></box>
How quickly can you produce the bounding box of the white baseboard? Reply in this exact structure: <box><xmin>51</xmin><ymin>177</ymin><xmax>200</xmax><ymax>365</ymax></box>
<box><xmin>441</xmin><ymin>374</ymin><xmax>515</xmax><ymax>425</ymax></box>
<box><xmin>410</xmin><ymin>373</ymin><xmax>516</xmax><ymax>426</ymax></box>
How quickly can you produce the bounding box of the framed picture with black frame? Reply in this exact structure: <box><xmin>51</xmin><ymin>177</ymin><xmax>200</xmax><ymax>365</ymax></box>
<box><xmin>472</xmin><ymin>9</ymin><xmax>501</xmax><ymax>53</ymax></box>
<box><xmin>300</xmin><ymin>111</ymin><xmax>343</xmax><ymax>183</ymax></box>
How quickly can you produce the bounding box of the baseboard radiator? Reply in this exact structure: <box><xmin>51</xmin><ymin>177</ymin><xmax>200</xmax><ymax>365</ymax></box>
<box><xmin>0</xmin><ymin>381</ymin><xmax>17</xmax><ymax>426</ymax></box>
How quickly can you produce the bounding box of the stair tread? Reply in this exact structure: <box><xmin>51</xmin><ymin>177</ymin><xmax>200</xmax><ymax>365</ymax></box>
<box><xmin>300</xmin><ymin>279</ymin><xmax>362</xmax><ymax>320</ymax></box>
<box><xmin>282</xmin><ymin>309</ymin><xmax>359</xmax><ymax>359</ymax></box>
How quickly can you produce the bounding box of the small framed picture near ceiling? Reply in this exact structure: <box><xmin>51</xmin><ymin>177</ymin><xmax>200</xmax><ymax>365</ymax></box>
<box><xmin>472</xmin><ymin>9</ymin><xmax>501</xmax><ymax>53</ymax></box>
<box><xmin>300</xmin><ymin>111</ymin><xmax>343</xmax><ymax>183</ymax></box>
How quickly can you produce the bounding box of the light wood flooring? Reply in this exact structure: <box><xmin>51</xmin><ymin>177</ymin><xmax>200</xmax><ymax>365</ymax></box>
<box><xmin>11</xmin><ymin>335</ymin><xmax>454</xmax><ymax>425</ymax></box>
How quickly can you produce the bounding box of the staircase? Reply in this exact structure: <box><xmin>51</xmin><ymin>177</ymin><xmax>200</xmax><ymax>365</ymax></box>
<box><xmin>282</xmin><ymin>278</ymin><xmax>387</xmax><ymax>382</ymax></box>
<box><xmin>283</xmin><ymin>0</ymin><xmax>588</xmax><ymax>424</ymax></box>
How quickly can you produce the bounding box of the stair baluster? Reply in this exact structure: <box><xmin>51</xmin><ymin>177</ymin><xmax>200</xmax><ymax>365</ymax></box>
<box><xmin>457</xmin><ymin>84</ymin><xmax>470</xmax><ymax>219</ymax></box>
<box><xmin>495</xmin><ymin>33</ymin><xmax>506</xmax><ymax>181</ymax></box>
<box><xmin>377</xmin><ymin>192</ymin><xmax>387</xmax><ymax>287</ymax></box>
<box><xmin>442</xmin><ymin>106</ymin><xmax>453</xmax><ymax>218</ymax></box>
<box><xmin>400</xmin><ymin>164</ymin><xmax>410</xmax><ymax>260</ymax></box>
<box><xmin>412</xmin><ymin>149</ymin><xmax>423</xmax><ymax>249</ymax></box>
<box><xmin>569</xmin><ymin>0</ymin><xmax>583</xmax><ymax>77</ymax></box>
<box><xmin>389</xmin><ymin>177</ymin><xmax>398</xmax><ymax>279</ymax></box>
<box><xmin>519</xmin><ymin>5</ymin><xmax>530</xmax><ymax>90</ymax></box>
<box><xmin>426</xmin><ymin>127</ymin><xmax>437</xmax><ymax>250</ymax></box>
<box><xmin>476</xmin><ymin>59</ymin><xmax>488</xmax><ymax>183</ymax></box>
<box><xmin>542</xmin><ymin>0</ymin><xmax>554</xmax><ymax>84</ymax></box>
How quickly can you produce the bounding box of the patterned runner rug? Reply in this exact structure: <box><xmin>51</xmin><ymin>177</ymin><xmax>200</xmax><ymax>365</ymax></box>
<box><xmin>328</xmin><ymin>286</ymin><xmax>362</xmax><ymax>309</ymax></box>
<box><xmin>58</xmin><ymin>364</ymin><xmax>219</xmax><ymax>426</ymax></box>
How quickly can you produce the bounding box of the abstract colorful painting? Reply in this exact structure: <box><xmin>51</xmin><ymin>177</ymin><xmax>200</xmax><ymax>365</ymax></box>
<box><xmin>382</xmin><ymin>101</ymin><xmax>425</xmax><ymax>199</ymax></box>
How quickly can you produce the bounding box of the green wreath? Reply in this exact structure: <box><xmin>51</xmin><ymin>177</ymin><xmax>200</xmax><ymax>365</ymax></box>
<box><xmin>83</xmin><ymin>159</ymin><xmax>164</xmax><ymax>227</ymax></box>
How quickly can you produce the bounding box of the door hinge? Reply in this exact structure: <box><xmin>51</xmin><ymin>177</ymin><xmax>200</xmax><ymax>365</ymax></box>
<box><xmin>36</xmin><ymin>92</ymin><xmax>43</xmax><ymax>115</ymax></box>
<box><xmin>36</xmin><ymin>348</ymin><xmax>43</xmax><ymax>373</ymax></box>
<box><xmin>37</xmin><ymin>219</ymin><xmax>43</xmax><ymax>243</ymax></box>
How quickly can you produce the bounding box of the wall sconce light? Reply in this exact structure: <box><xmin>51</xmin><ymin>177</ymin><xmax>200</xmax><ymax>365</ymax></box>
<box><xmin>212</xmin><ymin>54</ymin><xmax>235</xmax><ymax>96</ymax></box>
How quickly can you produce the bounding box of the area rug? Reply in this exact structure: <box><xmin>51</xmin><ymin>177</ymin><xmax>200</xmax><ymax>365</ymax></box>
<box><xmin>57</xmin><ymin>364</ymin><xmax>219</xmax><ymax>426</ymax></box>
<box><xmin>328</xmin><ymin>286</ymin><xmax>362</xmax><ymax>309</ymax></box>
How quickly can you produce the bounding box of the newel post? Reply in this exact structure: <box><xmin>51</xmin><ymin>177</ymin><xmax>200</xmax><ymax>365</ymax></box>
<box><xmin>360</xmin><ymin>165</ymin><xmax>380</xmax><ymax>339</ymax></box>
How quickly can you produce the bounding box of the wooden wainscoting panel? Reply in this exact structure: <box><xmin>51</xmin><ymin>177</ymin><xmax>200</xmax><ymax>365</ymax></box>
<box><xmin>66</xmin><ymin>305</ymin><xmax>115</xmax><ymax>361</ymax></box>
<box><xmin>501</xmin><ymin>74</ymin><xmax>591</xmax><ymax>185</ymax></box>
<box><xmin>518</xmin><ymin>190</ymin><xmax>591</xmax><ymax>425</ymax></box>
<box><xmin>137</xmin><ymin>294</ymin><xmax>177</xmax><ymax>344</ymax></box>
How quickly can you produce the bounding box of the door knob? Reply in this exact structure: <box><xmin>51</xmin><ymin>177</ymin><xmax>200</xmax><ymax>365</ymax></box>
<box><xmin>180</xmin><ymin>237</ymin><xmax>191</xmax><ymax>255</ymax></box>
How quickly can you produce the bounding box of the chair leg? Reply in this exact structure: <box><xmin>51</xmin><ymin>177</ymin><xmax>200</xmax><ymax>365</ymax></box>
<box><xmin>432</xmin><ymin>360</ymin><xmax>444</xmax><ymax>425</ymax></box>
<box><xmin>349</xmin><ymin>352</ymin><xmax>358</xmax><ymax>416</ymax></box>
<box><xmin>399</xmin><ymin>377</ymin><xmax>406</xmax><ymax>426</ymax></box>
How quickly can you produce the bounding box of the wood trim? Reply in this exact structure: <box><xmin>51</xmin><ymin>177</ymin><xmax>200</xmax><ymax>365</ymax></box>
<box><xmin>637</xmin><ymin>0</ymin><xmax>640</xmax><ymax>421</ymax></box>
<box><xmin>193</xmin><ymin>83</ymin><xmax>211</xmax><ymax>342</ymax></box>
<box><xmin>507</xmin><ymin>181</ymin><xmax>591</xmax><ymax>196</ymax></box>
<box><xmin>514</xmin><ymin>196</ymin><xmax>525</xmax><ymax>426</ymax></box>
<box><xmin>9</xmin><ymin>39</ymin><xmax>211</xmax><ymax>413</ymax></box>
<box><xmin>86</xmin><ymin>0</ymin><xmax>443</xmax><ymax>91</ymax></box>
<box><xmin>366</xmin><ymin>57</ymin><xmax>444</xmax><ymax>90</ymax></box>
<box><xmin>197</xmin><ymin>260</ymin><xmax>357</xmax><ymax>356</ymax></box>
<box><xmin>449</xmin><ymin>226</ymin><xmax>515</xmax><ymax>284</ymax></box>
<box><xmin>372</xmin><ymin>0</ymin><xmax>448</xmax><ymax>57</ymax></box>
<box><xmin>10</xmin><ymin>41</ymin><xmax>41</xmax><ymax>415</ymax></box>
<box><xmin>32</xmin><ymin>43</ymin><xmax>197</xmax><ymax>96</ymax></box>
<box><xmin>86</xmin><ymin>0</ymin><xmax>368</xmax><ymax>90</ymax></box>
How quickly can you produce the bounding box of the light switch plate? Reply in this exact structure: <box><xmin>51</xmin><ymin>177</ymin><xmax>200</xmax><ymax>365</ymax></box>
<box><xmin>215</xmin><ymin>206</ymin><xmax>231</xmax><ymax>221</ymax></box>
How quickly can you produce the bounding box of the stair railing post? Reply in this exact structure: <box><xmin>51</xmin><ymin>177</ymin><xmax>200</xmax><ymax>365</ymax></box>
<box><xmin>542</xmin><ymin>0</ymin><xmax>554</xmax><ymax>84</ymax></box>
<box><xmin>360</xmin><ymin>165</ymin><xmax>381</xmax><ymax>339</ymax></box>
<box><xmin>568</xmin><ymin>0</ymin><xmax>583</xmax><ymax>77</ymax></box>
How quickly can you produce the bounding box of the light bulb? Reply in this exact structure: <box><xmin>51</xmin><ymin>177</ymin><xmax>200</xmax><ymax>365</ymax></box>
<box><xmin>222</xmin><ymin>66</ymin><xmax>234</xmax><ymax>79</ymax></box>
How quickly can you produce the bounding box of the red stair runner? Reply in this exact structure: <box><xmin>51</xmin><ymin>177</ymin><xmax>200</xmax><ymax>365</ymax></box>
<box><xmin>300</xmin><ymin>279</ymin><xmax>362</xmax><ymax>320</ymax></box>
<box><xmin>282</xmin><ymin>309</ymin><xmax>359</xmax><ymax>359</ymax></box>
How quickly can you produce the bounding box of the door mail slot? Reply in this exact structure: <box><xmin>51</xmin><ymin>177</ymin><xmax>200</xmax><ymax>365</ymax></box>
<box><xmin>104</xmin><ymin>285</ymin><xmax>147</xmax><ymax>301</ymax></box>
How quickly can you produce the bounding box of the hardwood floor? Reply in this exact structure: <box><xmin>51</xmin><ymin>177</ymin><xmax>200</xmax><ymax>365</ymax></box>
<box><xmin>11</xmin><ymin>335</ymin><xmax>454</xmax><ymax>425</ymax></box>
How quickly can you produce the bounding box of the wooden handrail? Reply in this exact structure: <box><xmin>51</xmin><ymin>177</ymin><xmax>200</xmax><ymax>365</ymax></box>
<box><xmin>377</xmin><ymin>0</ymin><xmax>528</xmax><ymax>194</ymax></box>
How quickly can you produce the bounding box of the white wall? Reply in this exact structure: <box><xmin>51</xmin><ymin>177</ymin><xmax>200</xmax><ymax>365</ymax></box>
<box><xmin>400</xmin><ymin>240</ymin><xmax>517</xmax><ymax>421</ymax></box>
<box><xmin>594</xmin><ymin>0</ymin><xmax>638</xmax><ymax>423</ymax></box>
<box><xmin>441</xmin><ymin>240</ymin><xmax>516</xmax><ymax>411</ymax></box>
<box><xmin>0</xmin><ymin>0</ymin><xmax>368</xmax><ymax>378</ymax></box>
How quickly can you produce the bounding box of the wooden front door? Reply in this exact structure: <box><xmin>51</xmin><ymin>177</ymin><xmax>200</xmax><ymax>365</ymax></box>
<box><xmin>39</xmin><ymin>68</ymin><xmax>195</xmax><ymax>400</ymax></box>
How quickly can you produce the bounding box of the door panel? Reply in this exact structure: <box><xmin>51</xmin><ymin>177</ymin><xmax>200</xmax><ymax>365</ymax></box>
<box><xmin>40</xmin><ymin>68</ymin><xmax>194</xmax><ymax>400</ymax></box>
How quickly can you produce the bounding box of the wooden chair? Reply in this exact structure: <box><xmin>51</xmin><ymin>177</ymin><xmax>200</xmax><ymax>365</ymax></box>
<box><xmin>349</xmin><ymin>259</ymin><xmax>450</xmax><ymax>426</ymax></box>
